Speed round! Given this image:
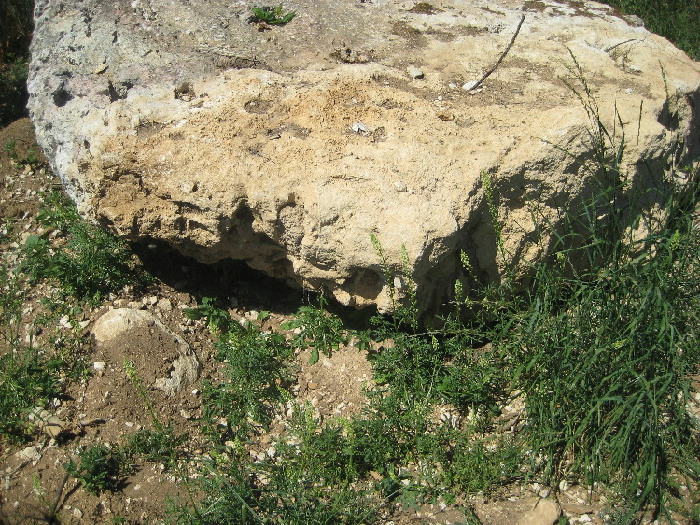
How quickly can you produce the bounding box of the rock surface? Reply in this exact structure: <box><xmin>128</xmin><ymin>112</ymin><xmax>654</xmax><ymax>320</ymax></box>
<box><xmin>516</xmin><ymin>498</ymin><xmax>561</xmax><ymax>525</ymax></box>
<box><xmin>28</xmin><ymin>0</ymin><xmax>699</xmax><ymax>313</ymax></box>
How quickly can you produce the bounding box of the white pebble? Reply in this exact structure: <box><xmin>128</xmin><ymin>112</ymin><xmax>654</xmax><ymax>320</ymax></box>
<box><xmin>407</xmin><ymin>66</ymin><xmax>424</xmax><ymax>79</ymax></box>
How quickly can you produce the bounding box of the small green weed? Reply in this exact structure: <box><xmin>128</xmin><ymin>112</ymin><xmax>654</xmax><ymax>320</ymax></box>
<box><xmin>20</xmin><ymin>191</ymin><xmax>149</xmax><ymax>303</ymax></box>
<box><xmin>281</xmin><ymin>403</ymin><xmax>363</xmax><ymax>484</ymax></box>
<box><xmin>172</xmin><ymin>404</ymin><xmax>381</xmax><ymax>524</ymax></box>
<box><xmin>126</xmin><ymin>426</ymin><xmax>188</xmax><ymax>467</ymax></box>
<box><xmin>202</xmin><ymin>319</ymin><xmax>293</xmax><ymax>439</ymax></box>
<box><xmin>3</xmin><ymin>139</ymin><xmax>41</xmax><ymax>168</ymax></box>
<box><xmin>123</xmin><ymin>359</ymin><xmax>161</xmax><ymax>428</ymax></box>
<box><xmin>5</xmin><ymin>138</ymin><xmax>41</xmax><ymax>173</ymax></box>
<box><xmin>0</xmin><ymin>347</ymin><xmax>61</xmax><ymax>443</ymax></box>
<box><xmin>440</xmin><ymin>433</ymin><xmax>524</xmax><ymax>495</ymax></box>
<box><xmin>249</xmin><ymin>4</ymin><xmax>297</xmax><ymax>25</ymax></box>
<box><xmin>0</xmin><ymin>263</ymin><xmax>66</xmax><ymax>444</ymax></box>
<box><xmin>370</xmin><ymin>235</ymin><xmax>419</xmax><ymax>330</ymax></box>
<box><xmin>64</xmin><ymin>443</ymin><xmax>132</xmax><ymax>495</ymax></box>
<box><xmin>0</xmin><ymin>223</ymin><xmax>93</xmax><ymax>446</ymax></box>
<box><xmin>184</xmin><ymin>296</ymin><xmax>232</xmax><ymax>334</ymax></box>
<box><xmin>34</xmin><ymin>191</ymin><xmax>81</xmax><ymax>231</ymax></box>
<box><xmin>4</xmin><ymin>140</ymin><xmax>17</xmax><ymax>160</ymax></box>
<box><xmin>282</xmin><ymin>295</ymin><xmax>348</xmax><ymax>364</ymax></box>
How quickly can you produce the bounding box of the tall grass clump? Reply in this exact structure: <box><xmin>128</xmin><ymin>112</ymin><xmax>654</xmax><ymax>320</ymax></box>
<box><xmin>481</xmin><ymin>57</ymin><xmax>700</xmax><ymax>521</ymax></box>
<box><xmin>503</xmin><ymin>177</ymin><xmax>699</xmax><ymax>519</ymax></box>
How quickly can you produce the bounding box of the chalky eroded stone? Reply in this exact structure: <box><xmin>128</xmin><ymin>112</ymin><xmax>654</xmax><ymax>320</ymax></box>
<box><xmin>28</xmin><ymin>0</ymin><xmax>699</xmax><ymax>313</ymax></box>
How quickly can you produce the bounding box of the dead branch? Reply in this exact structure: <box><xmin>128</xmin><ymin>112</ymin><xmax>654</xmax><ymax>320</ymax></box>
<box><xmin>605</xmin><ymin>38</ymin><xmax>639</xmax><ymax>53</ymax></box>
<box><xmin>469</xmin><ymin>14</ymin><xmax>525</xmax><ymax>91</ymax></box>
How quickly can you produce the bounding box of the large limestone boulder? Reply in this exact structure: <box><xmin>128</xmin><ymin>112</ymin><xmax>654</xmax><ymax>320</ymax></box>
<box><xmin>28</xmin><ymin>0</ymin><xmax>699</xmax><ymax>313</ymax></box>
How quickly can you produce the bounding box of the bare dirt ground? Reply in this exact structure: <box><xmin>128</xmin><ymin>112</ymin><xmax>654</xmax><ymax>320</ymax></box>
<box><xmin>1</xmin><ymin>118</ymin><xmax>696</xmax><ymax>524</ymax></box>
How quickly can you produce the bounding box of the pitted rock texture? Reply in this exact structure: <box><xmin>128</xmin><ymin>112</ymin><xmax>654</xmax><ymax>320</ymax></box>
<box><xmin>28</xmin><ymin>0</ymin><xmax>699</xmax><ymax>313</ymax></box>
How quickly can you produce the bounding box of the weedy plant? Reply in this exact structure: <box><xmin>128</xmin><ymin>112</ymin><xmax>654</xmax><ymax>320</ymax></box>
<box><xmin>0</xmin><ymin>224</ymin><xmax>84</xmax><ymax>445</ymax></box>
<box><xmin>370</xmin><ymin>235</ymin><xmax>419</xmax><ymax>331</ymax></box>
<box><xmin>20</xmin><ymin>191</ymin><xmax>150</xmax><ymax>304</ymax></box>
<box><xmin>281</xmin><ymin>294</ymin><xmax>348</xmax><ymax>364</ymax></box>
<box><xmin>0</xmin><ymin>336</ymin><xmax>61</xmax><ymax>443</ymax></box>
<box><xmin>0</xmin><ymin>188</ymin><xmax>144</xmax><ymax>450</ymax></box>
<box><xmin>201</xmin><ymin>312</ymin><xmax>293</xmax><ymax>440</ymax></box>
<box><xmin>125</xmin><ymin>426</ymin><xmax>189</xmax><ymax>469</ymax></box>
<box><xmin>64</xmin><ymin>443</ymin><xmax>132</xmax><ymax>495</ymax></box>
<box><xmin>249</xmin><ymin>4</ymin><xmax>297</xmax><ymax>25</ymax></box>
<box><xmin>184</xmin><ymin>296</ymin><xmax>233</xmax><ymax>334</ymax></box>
<box><xmin>170</xmin><ymin>403</ymin><xmax>382</xmax><ymax>525</ymax></box>
<box><xmin>3</xmin><ymin>139</ymin><xmax>41</xmax><ymax>168</ymax></box>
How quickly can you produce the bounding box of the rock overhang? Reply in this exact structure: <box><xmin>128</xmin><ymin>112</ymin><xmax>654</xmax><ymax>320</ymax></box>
<box><xmin>28</xmin><ymin>0</ymin><xmax>700</xmax><ymax>313</ymax></box>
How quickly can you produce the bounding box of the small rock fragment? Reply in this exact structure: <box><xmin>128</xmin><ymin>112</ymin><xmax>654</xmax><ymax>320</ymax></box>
<box><xmin>351</xmin><ymin>121</ymin><xmax>370</xmax><ymax>135</ymax></box>
<box><xmin>560</xmin><ymin>502</ymin><xmax>597</xmax><ymax>515</ymax></box>
<box><xmin>157</xmin><ymin>297</ymin><xmax>173</xmax><ymax>311</ymax></box>
<box><xmin>393</xmin><ymin>181</ymin><xmax>407</xmax><ymax>192</ymax></box>
<box><xmin>517</xmin><ymin>499</ymin><xmax>561</xmax><ymax>525</ymax></box>
<box><xmin>407</xmin><ymin>66</ymin><xmax>424</xmax><ymax>79</ymax></box>
<box><xmin>18</xmin><ymin>446</ymin><xmax>41</xmax><ymax>463</ymax></box>
<box><xmin>28</xmin><ymin>407</ymin><xmax>66</xmax><ymax>438</ymax></box>
<box><xmin>623</xmin><ymin>14</ymin><xmax>644</xmax><ymax>27</ymax></box>
<box><xmin>43</xmin><ymin>415</ymin><xmax>65</xmax><ymax>438</ymax></box>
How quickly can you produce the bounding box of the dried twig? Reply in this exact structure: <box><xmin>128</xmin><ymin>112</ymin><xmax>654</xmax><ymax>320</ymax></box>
<box><xmin>604</xmin><ymin>38</ymin><xmax>639</xmax><ymax>53</ymax></box>
<box><xmin>47</xmin><ymin>471</ymin><xmax>70</xmax><ymax>522</ymax></box>
<box><xmin>469</xmin><ymin>14</ymin><xmax>525</xmax><ymax>91</ymax></box>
